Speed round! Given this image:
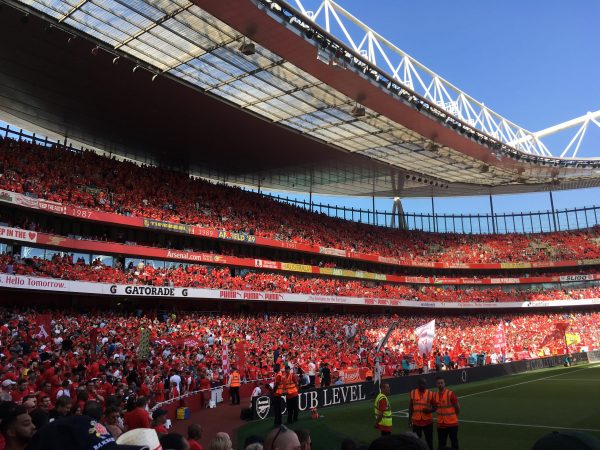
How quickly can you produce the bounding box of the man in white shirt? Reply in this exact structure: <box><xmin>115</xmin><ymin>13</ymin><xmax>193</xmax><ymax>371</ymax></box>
<box><xmin>307</xmin><ymin>361</ymin><xmax>316</xmax><ymax>387</ymax></box>
<box><xmin>250</xmin><ymin>383</ymin><xmax>262</xmax><ymax>408</ymax></box>
<box><xmin>169</xmin><ymin>371</ymin><xmax>182</xmax><ymax>392</ymax></box>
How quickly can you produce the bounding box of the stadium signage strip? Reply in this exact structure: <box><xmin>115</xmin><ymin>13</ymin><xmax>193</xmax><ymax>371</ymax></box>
<box><xmin>2</xmin><ymin>189</ymin><xmax>599</xmax><ymax>271</ymax></box>
<box><xmin>1</xmin><ymin>225</ymin><xmax>600</xmax><ymax>286</ymax></box>
<box><xmin>0</xmin><ymin>226</ymin><xmax>37</xmax><ymax>243</ymax></box>
<box><xmin>1</xmin><ymin>274</ymin><xmax>600</xmax><ymax>309</ymax></box>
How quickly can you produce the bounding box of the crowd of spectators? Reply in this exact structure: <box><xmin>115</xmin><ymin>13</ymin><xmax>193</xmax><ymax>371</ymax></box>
<box><xmin>3</xmin><ymin>252</ymin><xmax>600</xmax><ymax>303</ymax></box>
<box><xmin>2</xmin><ymin>137</ymin><xmax>600</xmax><ymax>265</ymax></box>
<box><xmin>0</xmin><ymin>307</ymin><xmax>597</xmax><ymax>405</ymax></box>
<box><xmin>0</xmin><ymin>303</ymin><xmax>597</xmax><ymax>448</ymax></box>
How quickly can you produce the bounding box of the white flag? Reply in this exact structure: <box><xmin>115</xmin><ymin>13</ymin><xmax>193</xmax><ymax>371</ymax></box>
<box><xmin>415</xmin><ymin>320</ymin><xmax>436</xmax><ymax>355</ymax></box>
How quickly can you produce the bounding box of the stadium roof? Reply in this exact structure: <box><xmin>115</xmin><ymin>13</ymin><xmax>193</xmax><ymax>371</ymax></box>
<box><xmin>2</xmin><ymin>0</ymin><xmax>600</xmax><ymax>197</ymax></box>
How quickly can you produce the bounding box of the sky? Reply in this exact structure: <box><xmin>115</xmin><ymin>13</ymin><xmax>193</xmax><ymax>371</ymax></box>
<box><xmin>264</xmin><ymin>0</ymin><xmax>600</xmax><ymax>217</ymax></box>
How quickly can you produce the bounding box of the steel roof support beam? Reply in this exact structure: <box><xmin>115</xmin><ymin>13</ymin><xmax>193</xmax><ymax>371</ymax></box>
<box><xmin>57</xmin><ymin>0</ymin><xmax>89</xmax><ymax>24</ymax></box>
<box><xmin>290</xmin><ymin>0</ymin><xmax>594</xmax><ymax>157</ymax></box>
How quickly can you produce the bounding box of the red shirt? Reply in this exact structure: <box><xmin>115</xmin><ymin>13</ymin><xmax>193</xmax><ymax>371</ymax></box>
<box><xmin>189</xmin><ymin>440</ymin><xmax>203</xmax><ymax>450</ymax></box>
<box><xmin>153</xmin><ymin>424</ymin><xmax>168</xmax><ymax>435</ymax></box>
<box><xmin>124</xmin><ymin>407</ymin><xmax>151</xmax><ymax>430</ymax></box>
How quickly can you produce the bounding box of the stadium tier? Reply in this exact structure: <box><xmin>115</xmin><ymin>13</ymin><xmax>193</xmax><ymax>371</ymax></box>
<box><xmin>2</xmin><ymin>253</ymin><xmax>600</xmax><ymax>304</ymax></box>
<box><xmin>2</xmin><ymin>137</ymin><xmax>600</xmax><ymax>268</ymax></box>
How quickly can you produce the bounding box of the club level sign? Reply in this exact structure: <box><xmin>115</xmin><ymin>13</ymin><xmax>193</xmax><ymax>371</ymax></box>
<box><xmin>253</xmin><ymin>384</ymin><xmax>367</xmax><ymax>420</ymax></box>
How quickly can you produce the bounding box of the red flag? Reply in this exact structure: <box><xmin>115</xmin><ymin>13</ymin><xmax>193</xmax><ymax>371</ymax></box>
<box><xmin>235</xmin><ymin>340</ymin><xmax>246</xmax><ymax>369</ymax></box>
<box><xmin>450</xmin><ymin>340</ymin><xmax>462</xmax><ymax>360</ymax></box>
<box><xmin>34</xmin><ymin>314</ymin><xmax>52</xmax><ymax>341</ymax></box>
<box><xmin>494</xmin><ymin>322</ymin><xmax>507</xmax><ymax>352</ymax></box>
<box><xmin>541</xmin><ymin>322</ymin><xmax>570</xmax><ymax>347</ymax></box>
<box><xmin>90</xmin><ymin>329</ymin><xmax>98</xmax><ymax>357</ymax></box>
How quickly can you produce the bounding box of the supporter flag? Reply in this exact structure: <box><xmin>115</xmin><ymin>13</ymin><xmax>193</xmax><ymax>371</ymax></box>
<box><xmin>541</xmin><ymin>321</ymin><xmax>570</xmax><ymax>347</ymax></box>
<box><xmin>90</xmin><ymin>328</ymin><xmax>99</xmax><ymax>357</ymax></box>
<box><xmin>565</xmin><ymin>333</ymin><xmax>581</xmax><ymax>346</ymax></box>
<box><xmin>235</xmin><ymin>340</ymin><xmax>246</xmax><ymax>369</ymax></box>
<box><xmin>137</xmin><ymin>328</ymin><xmax>151</xmax><ymax>360</ymax></box>
<box><xmin>415</xmin><ymin>320</ymin><xmax>435</xmax><ymax>355</ymax></box>
<box><xmin>222</xmin><ymin>342</ymin><xmax>229</xmax><ymax>375</ymax></box>
<box><xmin>34</xmin><ymin>314</ymin><xmax>52</xmax><ymax>341</ymax></box>
<box><xmin>450</xmin><ymin>340</ymin><xmax>462</xmax><ymax>360</ymax></box>
<box><xmin>493</xmin><ymin>321</ymin><xmax>507</xmax><ymax>353</ymax></box>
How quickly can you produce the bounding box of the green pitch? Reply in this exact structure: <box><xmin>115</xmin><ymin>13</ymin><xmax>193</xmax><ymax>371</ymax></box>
<box><xmin>237</xmin><ymin>363</ymin><xmax>600</xmax><ymax>450</ymax></box>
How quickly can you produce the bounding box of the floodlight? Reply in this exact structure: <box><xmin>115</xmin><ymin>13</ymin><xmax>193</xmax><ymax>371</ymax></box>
<box><xmin>351</xmin><ymin>105</ymin><xmax>365</xmax><ymax>118</ymax></box>
<box><xmin>238</xmin><ymin>42</ymin><xmax>256</xmax><ymax>56</ymax></box>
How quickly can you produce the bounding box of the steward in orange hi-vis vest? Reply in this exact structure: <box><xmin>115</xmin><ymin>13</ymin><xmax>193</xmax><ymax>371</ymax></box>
<box><xmin>284</xmin><ymin>365</ymin><xmax>299</xmax><ymax>424</ymax></box>
<box><xmin>433</xmin><ymin>377</ymin><xmax>460</xmax><ymax>449</ymax></box>
<box><xmin>409</xmin><ymin>378</ymin><xmax>434</xmax><ymax>450</ymax></box>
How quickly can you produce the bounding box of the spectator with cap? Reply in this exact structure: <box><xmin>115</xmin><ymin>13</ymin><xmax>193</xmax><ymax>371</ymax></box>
<box><xmin>151</xmin><ymin>408</ymin><xmax>169</xmax><ymax>437</ymax></box>
<box><xmin>26</xmin><ymin>414</ymin><xmax>148</xmax><ymax>450</ymax></box>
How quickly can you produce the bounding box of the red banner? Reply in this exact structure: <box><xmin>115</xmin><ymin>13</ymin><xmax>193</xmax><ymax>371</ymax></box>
<box><xmin>234</xmin><ymin>340</ymin><xmax>246</xmax><ymax>369</ymax></box>
<box><xmin>340</xmin><ymin>368</ymin><xmax>362</xmax><ymax>383</ymax></box>
<box><xmin>34</xmin><ymin>314</ymin><xmax>52</xmax><ymax>341</ymax></box>
<box><xmin>493</xmin><ymin>322</ymin><xmax>506</xmax><ymax>352</ymax></box>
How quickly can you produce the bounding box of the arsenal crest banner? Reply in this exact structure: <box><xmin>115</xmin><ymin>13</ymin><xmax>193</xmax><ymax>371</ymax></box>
<box><xmin>34</xmin><ymin>314</ymin><xmax>52</xmax><ymax>341</ymax></box>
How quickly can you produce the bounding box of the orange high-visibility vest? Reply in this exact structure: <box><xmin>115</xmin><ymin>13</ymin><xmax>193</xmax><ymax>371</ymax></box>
<box><xmin>435</xmin><ymin>389</ymin><xmax>458</xmax><ymax>426</ymax></box>
<box><xmin>410</xmin><ymin>389</ymin><xmax>433</xmax><ymax>425</ymax></box>
<box><xmin>285</xmin><ymin>373</ymin><xmax>298</xmax><ymax>398</ymax></box>
<box><xmin>274</xmin><ymin>373</ymin><xmax>284</xmax><ymax>396</ymax></box>
<box><xmin>230</xmin><ymin>372</ymin><xmax>241</xmax><ymax>388</ymax></box>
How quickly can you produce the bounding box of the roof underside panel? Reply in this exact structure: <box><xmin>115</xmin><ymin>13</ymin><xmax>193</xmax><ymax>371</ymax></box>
<box><xmin>3</xmin><ymin>0</ymin><xmax>600</xmax><ymax>197</ymax></box>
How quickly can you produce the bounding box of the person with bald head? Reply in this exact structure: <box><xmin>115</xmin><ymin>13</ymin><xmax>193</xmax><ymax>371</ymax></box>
<box><xmin>264</xmin><ymin>425</ymin><xmax>302</xmax><ymax>450</ymax></box>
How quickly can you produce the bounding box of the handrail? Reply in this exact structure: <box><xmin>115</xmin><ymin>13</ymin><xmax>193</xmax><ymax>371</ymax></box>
<box><xmin>260</xmin><ymin>192</ymin><xmax>600</xmax><ymax>235</ymax></box>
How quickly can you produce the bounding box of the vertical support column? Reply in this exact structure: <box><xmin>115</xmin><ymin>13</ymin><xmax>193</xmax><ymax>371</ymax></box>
<box><xmin>489</xmin><ymin>194</ymin><xmax>496</xmax><ymax>234</ymax></box>
<box><xmin>391</xmin><ymin>197</ymin><xmax>407</xmax><ymax>230</ymax></box>
<box><xmin>431</xmin><ymin>195</ymin><xmax>436</xmax><ymax>233</ymax></box>
<box><xmin>309</xmin><ymin>170</ymin><xmax>314</xmax><ymax>211</ymax></box>
<box><xmin>389</xmin><ymin>172</ymin><xmax>406</xmax><ymax>229</ymax></box>
<box><xmin>549</xmin><ymin>190</ymin><xmax>558</xmax><ymax>232</ymax></box>
<box><xmin>372</xmin><ymin>195</ymin><xmax>376</xmax><ymax>226</ymax></box>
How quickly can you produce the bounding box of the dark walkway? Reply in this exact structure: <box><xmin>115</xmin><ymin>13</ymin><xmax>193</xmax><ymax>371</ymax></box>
<box><xmin>170</xmin><ymin>400</ymin><xmax>247</xmax><ymax>447</ymax></box>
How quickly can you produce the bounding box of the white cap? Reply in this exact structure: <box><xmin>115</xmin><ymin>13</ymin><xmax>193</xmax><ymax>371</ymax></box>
<box><xmin>117</xmin><ymin>428</ymin><xmax>162</xmax><ymax>450</ymax></box>
<box><xmin>2</xmin><ymin>379</ymin><xmax>16</xmax><ymax>387</ymax></box>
